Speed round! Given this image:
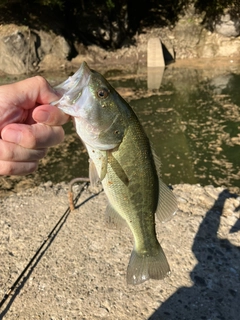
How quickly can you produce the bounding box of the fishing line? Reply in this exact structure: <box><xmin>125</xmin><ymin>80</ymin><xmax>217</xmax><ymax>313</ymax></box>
<box><xmin>0</xmin><ymin>181</ymin><xmax>89</xmax><ymax>311</ymax></box>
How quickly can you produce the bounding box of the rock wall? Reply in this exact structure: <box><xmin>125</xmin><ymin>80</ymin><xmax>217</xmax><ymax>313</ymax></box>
<box><xmin>136</xmin><ymin>7</ymin><xmax>240</xmax><ymax>61</ymax></box>
<box><xmin>0</xmin><ymin>7</ymin><xmax>240</xmax><ymax>75</ymax></box>
<box><xmin>0</xmin><ymin>24</ymin><xmax>71</xmax><ymax>75</ymax></box>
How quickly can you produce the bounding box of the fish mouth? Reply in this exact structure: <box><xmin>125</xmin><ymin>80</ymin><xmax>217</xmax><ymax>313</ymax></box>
<box><xmin>51</xmin><ymin>61</ymin><xmax>92</xmax><ymax>114</ymax></box>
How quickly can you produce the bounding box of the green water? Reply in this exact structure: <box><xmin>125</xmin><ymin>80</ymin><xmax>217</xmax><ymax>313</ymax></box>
<box><xmin>114</xmin><ymin>68</ymin><xmax>240</xmax><ymax>190</ymax></box>
<box><xmin>1</xmin><ymin>65</ymin><xmax>240</xmax><ymax>194</ymax></box>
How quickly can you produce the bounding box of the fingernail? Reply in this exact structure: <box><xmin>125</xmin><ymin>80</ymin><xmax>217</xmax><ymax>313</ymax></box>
<box><xmin>34</xmin><ymin>110</ymin><xmax>50</xmax><ymax>123</ymax></box>
<box><xmin>3</xmin><ymin>128</ymin><xmax>22</xmax><ymax>144</ymax></box>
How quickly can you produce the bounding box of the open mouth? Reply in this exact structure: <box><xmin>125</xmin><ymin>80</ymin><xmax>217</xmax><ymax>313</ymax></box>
<box><xmin>51</xmin><ymin>61</ymin><xmax>92</xmax><ymax>112</ymax></box>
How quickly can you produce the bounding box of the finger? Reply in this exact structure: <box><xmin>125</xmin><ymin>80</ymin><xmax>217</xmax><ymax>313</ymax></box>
<box><xmin>0</xmin><ymin>160</ymin><xmax>38</xmax><ymax>176</ymax></box>
<box><xmin>0</xmin><ymin>140</ymin><xmax>47</xmax><ymax>161</ymax></box>
<box><xmin>0</xmin><ymin>76</ymin><xmax>60</xmax><ymax>109</ymax></box>
<box><xmin>32</xmin><ymin>105</ymin><xmax>70</xmax><ymax>126</ymax></box>
<box><xmin>1</xmin><ymin>123</ymin><xmax>65</xmax><ymax>149</ymax></box>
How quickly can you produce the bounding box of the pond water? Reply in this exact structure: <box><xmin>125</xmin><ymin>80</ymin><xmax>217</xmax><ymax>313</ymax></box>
<box><xmin>0</xmin><ymin>62</ymin><xmax>240</xmax><ymax>196</ymax></box>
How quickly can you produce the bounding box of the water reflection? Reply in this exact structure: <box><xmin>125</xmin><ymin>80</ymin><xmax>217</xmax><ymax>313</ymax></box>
<box><xmin>147</xmin><ymin>67</ymin><xmax>165</xmax><ymax>90</ymax></box>
<box><xmin>0</xmin><ymin>65</ymin><xmax>240</xmax><ymax>195</ymax></box>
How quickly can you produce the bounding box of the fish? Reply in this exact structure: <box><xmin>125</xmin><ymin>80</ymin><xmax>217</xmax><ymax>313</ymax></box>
<box><xmin>52</xmin><ymin>62</ymin><xmax>178</xmax><ymax>285</ymax></box>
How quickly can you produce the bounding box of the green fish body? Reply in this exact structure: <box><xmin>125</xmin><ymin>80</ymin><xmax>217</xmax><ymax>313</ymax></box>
<box><xmin>53</xmin><ymin>62</ymin><xmax>177</xmax><ymax>285</ymax></box>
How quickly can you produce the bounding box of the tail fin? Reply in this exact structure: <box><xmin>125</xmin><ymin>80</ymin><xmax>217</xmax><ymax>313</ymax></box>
<box><xmin>126</xmin><ymin>247</ymin><xmax>170</xmax><ymax>285</ymax></box>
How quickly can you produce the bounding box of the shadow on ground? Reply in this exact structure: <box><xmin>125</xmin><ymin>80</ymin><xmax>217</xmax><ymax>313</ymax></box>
<box><xmin>149</xmin><ymin>189</ymin><xmax>240</xmax><ymax>320</ymax></box>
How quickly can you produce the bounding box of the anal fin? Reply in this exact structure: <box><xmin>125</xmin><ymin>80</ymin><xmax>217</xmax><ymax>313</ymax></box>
<box><xmin>105</xmin><ymin>202</ymin><xmax>126</xmax><ymax>230</ymax></box>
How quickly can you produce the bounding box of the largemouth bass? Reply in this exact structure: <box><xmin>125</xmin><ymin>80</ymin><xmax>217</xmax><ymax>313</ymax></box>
<box><xmin>53</xmin><ymin>62</ymin><xmax>177</xmax><ymax>285</ymax></box>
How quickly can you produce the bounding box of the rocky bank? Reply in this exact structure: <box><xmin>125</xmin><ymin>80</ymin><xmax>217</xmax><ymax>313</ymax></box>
<box><xmin>0</xmin><ymin>182</ymin><xmax>239</xmax><ymax>319</ymax></box>
<box><xmin>1</xmin><ymin>6</ymin><xmax>240</xmax><ymax>75</ymax></box>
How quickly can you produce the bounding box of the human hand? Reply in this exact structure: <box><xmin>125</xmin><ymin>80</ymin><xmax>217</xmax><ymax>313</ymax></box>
<box><xmin>0</xmin><ymin>76</ymin><xmax>69</xmax><ymax>175</ymax></box>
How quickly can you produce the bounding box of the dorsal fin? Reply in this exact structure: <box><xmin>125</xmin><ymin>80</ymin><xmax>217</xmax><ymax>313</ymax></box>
<box><xmin>156</xmin><ymin>179</ymin><xmax>178</xmax><ymax>222</ymax></box>
<box><xmin>151</xmin><ymin>145</ymin><xmax>178</xmax><ymax>221</ymax></box>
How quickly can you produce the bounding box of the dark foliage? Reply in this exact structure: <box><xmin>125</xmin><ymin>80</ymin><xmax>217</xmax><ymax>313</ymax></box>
<box><xmin>0</xmin><ymin>0</ymin><xmax>239</xmax><ymax>49</ymax></box>
<box><xmin>195</xmin><ymin>0</ymin><xmax>240</xmax><ymax>30</ymax></box>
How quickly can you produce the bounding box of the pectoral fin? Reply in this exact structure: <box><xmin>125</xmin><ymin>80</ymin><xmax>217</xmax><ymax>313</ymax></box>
<box><xmin>108</xmin><ymin>153</ymin><xmax>129</xmax><ymax>186</ymax></box>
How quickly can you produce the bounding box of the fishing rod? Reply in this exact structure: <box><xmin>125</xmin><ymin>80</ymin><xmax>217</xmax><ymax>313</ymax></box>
<box><xmin>0</xmin><ymin>180</ymin><xmax>90</xmax><ymax>311</ymax></box>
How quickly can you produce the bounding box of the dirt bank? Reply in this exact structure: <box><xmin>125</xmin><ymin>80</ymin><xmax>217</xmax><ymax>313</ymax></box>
<box><xmin>0</xmin><ymin>182</ymin><xmax>239</xmax><ymax>319</ymax></box>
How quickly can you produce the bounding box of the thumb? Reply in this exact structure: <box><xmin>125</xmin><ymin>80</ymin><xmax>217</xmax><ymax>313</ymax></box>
<box><xmin>9</xmin><ymin>76</ymin><xmax>60</xmax><ymax>109</ymax></box>
<box><xmin>33</xmin><ymin>105</ymin><xmax>70</xmax><ymax>126</ymax></box>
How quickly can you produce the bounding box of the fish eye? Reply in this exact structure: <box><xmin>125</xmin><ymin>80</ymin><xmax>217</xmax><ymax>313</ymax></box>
<box><xmin>97</xmin><ymin>88</ymin><xmax>109</xmax><ymax>99</ymax></box>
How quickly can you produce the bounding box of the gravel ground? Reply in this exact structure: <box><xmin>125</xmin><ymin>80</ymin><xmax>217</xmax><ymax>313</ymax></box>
<box><xmin>0</xmin><ymin>182</ymin><xmax>239</xmax><ymax>319</ymax></box>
